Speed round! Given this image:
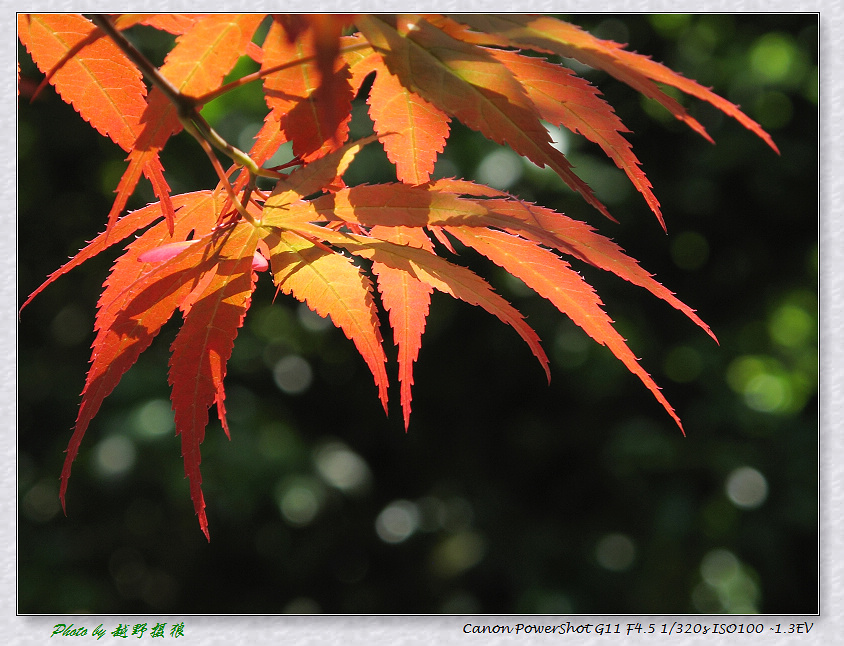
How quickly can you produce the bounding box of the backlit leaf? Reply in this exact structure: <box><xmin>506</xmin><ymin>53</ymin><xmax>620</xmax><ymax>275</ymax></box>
<box><xmin>19</xmin><ymin>13</ymin><xmax>780</xmax><ymax>538</ymax></box>
<box><xmin>262</xmin><ymin>228</ymin><xmax>390</xmax><ymax>411</ymax></box>
<box><xmin>370</xmin><ymin>226</ymin><xmax>435</xmax><ymax>429</ymax></box>
<box><xmin>168</xmin><ymin>222</ymin><xmax>261</xmax><ymax>540</ymax></box>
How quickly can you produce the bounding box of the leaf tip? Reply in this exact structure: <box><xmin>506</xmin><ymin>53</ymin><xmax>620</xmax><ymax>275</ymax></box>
<box><xmin>402</xmin><ymin>401</ymin><xmax>412</xmax><ymax>433</ymax></box>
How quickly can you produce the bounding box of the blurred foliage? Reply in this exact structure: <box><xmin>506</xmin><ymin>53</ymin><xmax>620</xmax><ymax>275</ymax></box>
<box><xmin>17</xmin><ymin>14</ymin><xmax>817</xmax><ymax>614</ymax></box>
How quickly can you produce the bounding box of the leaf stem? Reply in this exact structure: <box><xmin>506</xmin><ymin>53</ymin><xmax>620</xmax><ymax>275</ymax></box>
<box><xmin>180</xmin><ymin>118</ymin><xmax>258</xmax><ymax>226</ymax></box>
<box><xmin>194</xmin><ymin>41</ymin><xmax>373</xmax><ymax>105</ymax></box>
<box><xmin>184</xmin><ymin>111</ymin><xmax>281</xmax><ymax>180</ymax></box>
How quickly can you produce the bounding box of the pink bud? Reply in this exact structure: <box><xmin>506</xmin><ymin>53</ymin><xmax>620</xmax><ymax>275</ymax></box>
<box><xmin>252</xmin><ymin>251</ymin><xmax>269</xmax><ymax>272</ymax></box>
<box><xmin>138</xmin><ymin>240</ymin><xmax>199</xmax><ymax>264</ymax></box>
<box><xmin>138</xmin><ymin>241</ymin><xmax>269</xmax><ymax>272</ymax></box>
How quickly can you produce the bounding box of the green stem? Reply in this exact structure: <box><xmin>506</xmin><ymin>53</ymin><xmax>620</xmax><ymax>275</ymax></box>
<box><xmin>184</xmin><ymin>112</ymin><xmax>281</xmax><ymax>179</ymax></box>
<box><xmin>180</xmin><ymin>119</ymin><xmax>258</xmax><ymax>226</ymax></box>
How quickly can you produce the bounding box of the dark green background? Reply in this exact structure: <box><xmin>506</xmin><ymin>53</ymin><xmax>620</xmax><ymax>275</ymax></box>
<box><xmin>18</xmin><ymin>14</ymin><xmax>817</xmax><ymax>614</ymax></box>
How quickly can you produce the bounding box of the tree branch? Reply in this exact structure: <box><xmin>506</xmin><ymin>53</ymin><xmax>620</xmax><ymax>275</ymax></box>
<box><xmin>90</xmin><ymin>14</ymin><xmax>284</xmax><ymax>192</ymax></box>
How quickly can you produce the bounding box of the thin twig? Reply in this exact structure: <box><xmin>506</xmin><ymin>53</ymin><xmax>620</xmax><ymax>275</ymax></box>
<box><xmin>180</xmin><ymin>119</ymin><xmax>258</xmax><ymax>226</ymax></box>
<box><xmin>194</xmin><ymin>41</ymin><xmax>373</xmax><ymax>105</ymax></box>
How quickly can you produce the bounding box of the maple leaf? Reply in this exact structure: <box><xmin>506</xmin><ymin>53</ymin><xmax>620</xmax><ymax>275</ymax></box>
<box><xmin>168</xmin><ymin>222</ymin><xmax>261</xmax><ymax>539</ymax></box>
<box><xmin>484</xmin><ymin>48</ymin><xmax>665</xmax><ymax>228</ymax></box>
<box><xmin>343</xmin><ymin>35</ymin><xmax>451</xmax><ymax>185</ymax></box>
<box><xmin>354</xmin><ymin>15</ymin><xmax>613</xmax><ymax>220</ymax></box>
<box><xmin>45</xmin><ymin>189</ymin><xmax>263</xmax><ymax>540</ymax></box>
<box><xmin>369</xmin><ymin>226</ymin><xmax>435</xmax><ymax>429</ymax></box>
<box><xmin>17</xmin><ymin>14</ymin><xmax>145</xmax><ymax>151</ymax></box>
<box><xmin>446</xmin><ymin>226</ymin><xmax>683</xmax><ymax>429</ymax></box>
<box><xmin>446</xmin><ymin>14</ymin><xmax>778</xmax><ymax>153</ymax></box>
<box><xmin>16</xmin><ymin>14</ymin><xmax>175</xmax><ymax>233</ymax></box>
<box><xmin>261</xmin><ymin>172</ymin><xmax>708</xmax><ymax>430</ymax></box>
<box><xmin>428</xmin><ymin>179</ymin><xmax>716</xmax><ymax>342</ymax></box>
<box><xmin>121</xmin><ymin>14</ymin><xmax>266</xmax><ymax>231</ymax></box>
<box><xmin>263</xmin><ymin>227</ymin><xmax>390</xmax><ymax>412</ymax></box>
<box><xmin>55</xmin><ymin>193</ymin><xmax>223</xmax><ymax>521</ymax></box>
<box><xmin>262</xmin><ymin>16</ymin><xmax>353</xmax><ymax>162</ymax></box>
<box><xmin>367</xmin><ymin>63</ymin><xmax>451</xmax><ymax>185</ymax></box>
<box><xmin>18</xmin><ymin>13</ymin><xmax>779</xmax><ymax>538</ymax></box>
<box><xmin>112</xmin><ymin>14</ymin><xmax>202</xmax><ymax>34</ymax></box>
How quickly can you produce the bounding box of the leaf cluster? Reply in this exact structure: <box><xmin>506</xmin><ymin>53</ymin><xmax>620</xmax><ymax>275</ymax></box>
<box><xmin>18</xmin><ymin>13</ymin><xmax>776</xmax><ymax>538</ymax></box>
